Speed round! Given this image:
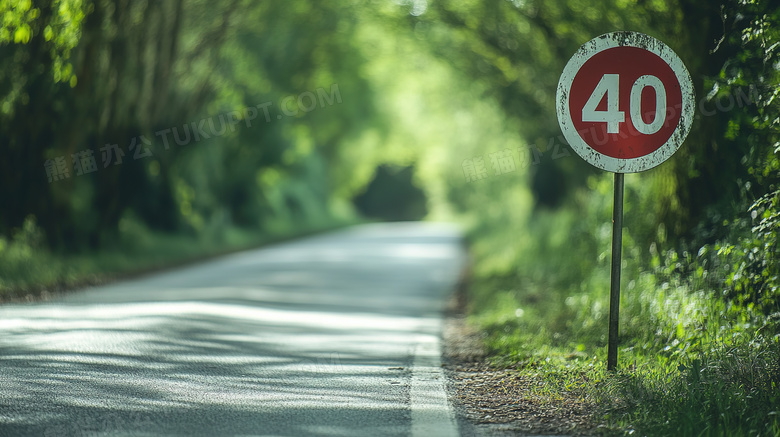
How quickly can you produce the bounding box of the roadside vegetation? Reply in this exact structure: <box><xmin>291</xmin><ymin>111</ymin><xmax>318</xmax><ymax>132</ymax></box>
<box><xmin>431</xmin><ymin>1</ymin><xmax>780</xmax><ymax>435</ymax></box>
<box><xmin>0</xmin><ymin>214</ymin><xmax>352</xmax><ymax>301</ymax></box>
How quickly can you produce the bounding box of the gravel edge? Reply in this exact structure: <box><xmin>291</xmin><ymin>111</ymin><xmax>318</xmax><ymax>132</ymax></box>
<box><xmin>441</xmin><ymin>269</ymin><xmax>600</xmax><ymax>436</ymax></box>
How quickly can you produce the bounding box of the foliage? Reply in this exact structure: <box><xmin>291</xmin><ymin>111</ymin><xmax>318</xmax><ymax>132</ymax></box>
<box><xmin>454</xmin><ymin>0</ymin><xmax>780</xmax><ymax>435</ymax></box>
<box><xmin>0</xmin><ymin>214</ymin><xmax>353</xmax><ymax>300</ymax></box>
<box><xmin>0</xmin><ymin>0</ymin><xmax>382</xmax><ymax>250</ymax></box>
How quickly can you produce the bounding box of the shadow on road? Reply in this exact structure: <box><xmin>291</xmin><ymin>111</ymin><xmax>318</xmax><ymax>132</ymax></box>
<box><xmin>0</xmin><ymin>223</ymin><xmax>466</xmax><ymax>436</ymax></box>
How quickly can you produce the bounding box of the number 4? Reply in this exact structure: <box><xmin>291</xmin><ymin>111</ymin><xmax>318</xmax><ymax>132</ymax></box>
<box><xmin>582</xmin><ymin>74</ymin><xmax>625</xmax><ymax>133</ymax></box>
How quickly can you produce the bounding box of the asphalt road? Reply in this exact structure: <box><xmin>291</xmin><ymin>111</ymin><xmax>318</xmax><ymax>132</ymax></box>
<box><xmin>0</xmin><ymin>222</ymin><xmax>467</xmax><ymax>437</ymax></box>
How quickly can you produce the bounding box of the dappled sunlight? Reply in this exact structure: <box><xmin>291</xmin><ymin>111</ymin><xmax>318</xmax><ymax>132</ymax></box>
<box><xmin>0</xmin><ymin>223</ymin><xmax>464</xmax><ymax>435</ymax></box>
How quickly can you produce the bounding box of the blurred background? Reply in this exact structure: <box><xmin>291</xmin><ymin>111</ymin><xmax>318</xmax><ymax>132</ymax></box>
<box><xmin>1</xmin><ymin>0</ymin><xmax>779</xmax><ymax>432</ymax></box>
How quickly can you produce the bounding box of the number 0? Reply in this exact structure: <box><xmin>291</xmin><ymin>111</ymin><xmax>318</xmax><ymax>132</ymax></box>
<box><xmin>630</xmin><ymin>75</ymin><xmax>666</xmax><ymax>134</ymax></box>
<box><xmin>582</xmin><ymin>74</ymin><xmax>667</xmax><ymax>135</ymax></box>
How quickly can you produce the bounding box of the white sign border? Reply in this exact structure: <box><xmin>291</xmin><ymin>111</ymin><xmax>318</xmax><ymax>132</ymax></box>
<box><xmin>556</xmin><ymin>31</ymin><xmax>695</xmax><ymax>173</ymax></box>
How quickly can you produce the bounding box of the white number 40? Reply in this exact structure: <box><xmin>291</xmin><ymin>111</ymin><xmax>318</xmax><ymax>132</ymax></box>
<box><xmin>581</xmin><ymin>74</ymin><xmax>667</xmax><ymax>135</ymax></box>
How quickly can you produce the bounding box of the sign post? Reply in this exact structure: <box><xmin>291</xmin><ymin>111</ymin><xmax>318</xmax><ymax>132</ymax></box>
<box><xmin>608</xmin><ymin>172</ymin><xmax>624</xmax><ymax>370</ymax></box>
<box><xmin>555</xmin><ymin>32</ymin><xmax>695</xmax><ymax>371</ymax></box>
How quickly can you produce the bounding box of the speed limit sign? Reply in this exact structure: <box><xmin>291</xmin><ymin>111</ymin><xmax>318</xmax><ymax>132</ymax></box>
<box><xmin>556</xmin><ymin>32</ymin><xmax>695</xmax><ymax>173</ymax></box>
<box><xmin>556</xmin><ymin>32</ymin><xmax>695</xmax><ymax>371</ymax></box>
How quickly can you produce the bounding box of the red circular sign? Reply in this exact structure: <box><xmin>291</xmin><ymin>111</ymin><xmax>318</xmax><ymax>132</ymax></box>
<box><xmin>569</xmin><ymin>47</ymin><xmax>682</xmax><ymax>159</ymax></box>
<box><xmin>556</xmin><ymin>32</ymin><xmax>695</xmax><ymax>173</ymax></box>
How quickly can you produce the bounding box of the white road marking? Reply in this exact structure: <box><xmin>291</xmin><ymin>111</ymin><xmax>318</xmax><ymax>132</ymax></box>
<box><xmin>410</xmin><ymin>324</ymin><xmax>459</xmax><ymax>437</ymax></box>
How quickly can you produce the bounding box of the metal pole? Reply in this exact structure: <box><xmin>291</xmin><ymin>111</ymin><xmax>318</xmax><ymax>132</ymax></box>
<box><xmin>607</xmin><ymin>172</ymin><xmax>624</xmax><ymax>371</ymax></box>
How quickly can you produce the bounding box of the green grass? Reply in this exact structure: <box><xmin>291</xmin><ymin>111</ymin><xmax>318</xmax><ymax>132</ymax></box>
<box><xmin>464</xmin><ymin>175</ymin><xmax>780</xmax><ymax>436</ymax></box>
<box><xmin>468</xmin><ymin>269</ymin><xmax>780</xmax><ymax>436</ymax></box>
<box><xmin>0</xmin><ymin>215</ymin><xmax>358</xmax><ymax>302</ymax></box>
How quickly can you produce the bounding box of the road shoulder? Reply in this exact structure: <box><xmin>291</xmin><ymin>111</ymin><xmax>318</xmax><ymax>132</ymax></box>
<box><xmin>442</xmin><ymin>292</ymin><xmax>598</xmax><ymax>436</ymax></box>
